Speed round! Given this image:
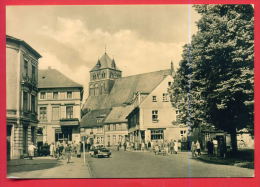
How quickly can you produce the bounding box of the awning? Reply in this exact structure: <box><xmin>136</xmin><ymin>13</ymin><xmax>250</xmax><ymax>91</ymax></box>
<box><xmin>60</xmin><ymin>119</ymin><xmax>79</xmax><ymax>126</ymax></box>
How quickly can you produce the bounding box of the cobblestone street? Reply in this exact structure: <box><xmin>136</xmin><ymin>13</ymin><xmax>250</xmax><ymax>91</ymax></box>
<box><xmin>7</xmin><ymin>150</ymin><xmax>254</xmax><ymax>178</ymax></box>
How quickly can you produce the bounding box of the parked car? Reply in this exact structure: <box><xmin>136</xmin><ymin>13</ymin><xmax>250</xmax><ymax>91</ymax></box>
<box><xmin>89</xmin><ymin>147</ymin><xmax>111</xmax><ymax>158</ymax></box>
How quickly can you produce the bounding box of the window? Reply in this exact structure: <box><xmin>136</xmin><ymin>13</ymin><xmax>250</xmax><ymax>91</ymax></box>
<box><xmin>52</xmin><ymin>107</ymin><xmax>60</xmax><ymax>121</ymax></box>
<box><xmin>32</xmin><ymin>65</ymin><xmax>36</xmax><ymax>81</ymax></box>
<box><xmin>23</xmin><ymin>92</ymin><xmax>28</xmax><ymax>111</ymax></box>
<box><xmin>66</xmin><ymin>106</ymin><xmax>73</xmax><ymax>119</ymax></box>
<box><xmin>39</xmin><ymin>107</ymin><xmax>47</xmax><ymax>120</ymax></box>
<box><xmin>31</xmin><ymin>95</ymin><xmax>36</xmax><ymax>113</ymax></box>
<box><xmin>168</xmin><ymin>82</ymin><xmax>172</xmax><ymax>86</ymax></box>
<box><xmin>113</xmin><ymin>135</ymin><xmax>116</xmax><ymax>144</ymax></box>
<box><xmin>152</xmin><ymin>110</ymin><xmax>158</xmax><ymax>122</ymax></box>
<box><xmin>112</xmin><ymin>124</ymin><xmax>116</xmax><ymax>131</ymax></box>
<box><xmin>24</xmin><ymin>59</ymin><xmax>28</xmax><ymax>76</ymax></box>
<box><xmin>53</xmin><ymin>92</ymin><xmax>58</xmax><ymax>99</ymax></box>
<box><xmin>180</xmin><ymin>130</ymin><xmax>186</xmax><ymax>137</ymax></box>
<box><xmin>67</xmin><ymin>91</ymin><xmax>72</xmax><ymax>99</ymax></box>
<box><xmin>97</xmin><ymin>117</ymin><xmax>103</xmax><ymax>124</ymax></box>
<box><xmin>152</xmin><ymin>96</ymin><xmax>157</xmax><ymax>102</ymax></box>
<box><xmin>163</xmin><ymin>93</ymin><xmax>169</xmax><ymax>102</ymax></box>
<box><xmin>151</xmin><ymin>129</ymin><xmax>164</xmax><ymax>140</ymax></box>
<box><xmin>40</xmin><ymin>92</ymin><xmax>46</xmax><ymax>99</ymax></box>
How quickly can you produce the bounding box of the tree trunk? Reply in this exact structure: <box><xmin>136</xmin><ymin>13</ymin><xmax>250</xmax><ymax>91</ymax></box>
<box><xmin>230</xmin><ymin>128</ymin><xmax>238</xmax><ymax>154</ymax></box>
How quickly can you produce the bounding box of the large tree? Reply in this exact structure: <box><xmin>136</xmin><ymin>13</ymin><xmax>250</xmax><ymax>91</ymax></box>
<box><xmin>170</xmin><ymin>4</ymin><xmax>254</xmax><ymax>153</ymax></box>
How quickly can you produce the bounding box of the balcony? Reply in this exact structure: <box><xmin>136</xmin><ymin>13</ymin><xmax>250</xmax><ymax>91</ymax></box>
<box><xmin>21</xmin><ymin>75</ymin><xmax>37</xmax><ymax>88</ymax></box>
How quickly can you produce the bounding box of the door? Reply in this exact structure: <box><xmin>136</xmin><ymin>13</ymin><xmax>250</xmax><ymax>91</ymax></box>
<box><xmin>7</xmin><ymin>125</ymin><xmax>12</xmax><ymax>160</ymax></box>
<box><xmin>23</xmin><ymin>126</ymin><xmax>28</xmax><ymax>155</ymax></box>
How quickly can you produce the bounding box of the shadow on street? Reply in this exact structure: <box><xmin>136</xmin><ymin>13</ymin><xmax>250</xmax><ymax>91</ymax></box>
<box><xmin>7</xmin><ymin>158</ymin><xmax>62</xmax><ymax>173</ymax></box>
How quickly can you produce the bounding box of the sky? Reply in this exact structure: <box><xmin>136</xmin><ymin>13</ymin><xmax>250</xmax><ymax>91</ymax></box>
<box><xmin>6</xmin><ymin>5</ymin><xmax>200</xmax><ymax>99</ymax></box>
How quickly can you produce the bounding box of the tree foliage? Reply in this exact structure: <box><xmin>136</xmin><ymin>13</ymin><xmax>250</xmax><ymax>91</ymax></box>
<box><xmin>170</xmin><ymin>4</ymin><xmax>254</xmax><ymax>152</ymax></box>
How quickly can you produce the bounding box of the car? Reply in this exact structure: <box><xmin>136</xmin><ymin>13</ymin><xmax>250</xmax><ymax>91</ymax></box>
<box><xmin>89</xmin><ymin>147</ymin><xmax>111</xmax><ymax>158</ymax></box>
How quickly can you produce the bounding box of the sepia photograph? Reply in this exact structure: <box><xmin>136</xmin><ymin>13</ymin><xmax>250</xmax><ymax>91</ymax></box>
<box><xmin>6</xmin><ymin>4</ymin><xmax>254</xmax><ymax>179</ymax></box>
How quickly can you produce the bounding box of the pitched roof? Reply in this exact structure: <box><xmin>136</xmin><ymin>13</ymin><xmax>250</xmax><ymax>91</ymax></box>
<box><xmin>104</xmin><ymin>105</ymin><xmax>135</xmax><ymax>124</ymax></box>
<box><xmin>38</xmin><ymin>68</ymin><xmax>83</xmax><ymax>89</ymax></box>
<box><xmin>6</xmin><ymin>35</ymin><xmax>42</xmax><ymax>59</ymax></box>
<box><xmin>82</xmin><ymin>69</ymin><xmax>171</xmax><ymax>110</ymax></box>
<box><xmin>80</xmin><ymin>108</ymin><xmax>111</xmax><ymax>128</ymax></box>
<box><xmin>90</xmin><ymin>53</ymin><xmax>120</xmax><ymax>72</ymax></box>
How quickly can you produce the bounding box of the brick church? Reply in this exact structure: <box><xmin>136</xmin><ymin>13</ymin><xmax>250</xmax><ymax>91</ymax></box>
<box><xmin>80</xmin><ymin>52</ymin><xmax>188</xmax><ymax>147</ymax></box>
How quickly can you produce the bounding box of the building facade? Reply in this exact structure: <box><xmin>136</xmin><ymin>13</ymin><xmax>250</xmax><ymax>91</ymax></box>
<box><xmin>80</xmin><ymin>52</ymin><xmax>188</xmax><ymax>148</ymax></box>
<box><xmin>127</xmin><ymin>76</ymin><xmax>188</xmax><ymax>145</ymax></box>
<box><xmin>6</xmin><ymin>35</ymin><xmax>41</xmax><ymax>159</ymax></box>
<box><xmin>103</xmin><ymin>106</ymin><xmax>134</xmax><ymax>147</ymax></box>
<box><xmin>37</xmin><ymin>68</ymin><xmax>83</xmax><ymax>147</ymax></box>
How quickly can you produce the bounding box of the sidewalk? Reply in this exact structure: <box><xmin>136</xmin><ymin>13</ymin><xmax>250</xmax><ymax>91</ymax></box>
<box><xmin>196</xmin><ymin>150</ymin><xmax>254</xmax><ymax>169</ymax></box>
<box><xmin>8</xmin><ymin>155</ymin><xmax>91</xmax><ymax>178</ymax></box>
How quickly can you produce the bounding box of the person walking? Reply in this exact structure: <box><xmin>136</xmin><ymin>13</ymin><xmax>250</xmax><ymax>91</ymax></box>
<box><xmin>213</xmin><ymin>138</ymin><xmax>218</xmax><ymax>156</ymax></box>
<box><xmin>65</xmin><ymin>143</ymin><xmax>72</xmax><ymax>163</ymax></box>
<box><xmin>123</xmin><ymin>141</ymin><xmax>127</xmax><ymax>151</ymax></box>
<box><xmin>196</xmin><ymin>140</ymin><xmax>201</xmax><ymax>156</ymax></box>
<box><xmin>49</xmin><ymin>142</ymin><xmax>55</xmax><ymax>157</ymax></box>
<box><xmin>191</xmin><ymin>141</ymin><xmax>197</xmax><ymax>158</ymax></box>
<box><xmin>170</xmin><ymin>140</ymin><xmax>174</xmax><ymax>154</ymax></box>
<box><xmin>141</xmin><ymin>141</ymin><xmax>145</xmax><ymax>151</ymax></box>
<box><xmin>28</xmin><ymin>142</ymin><xmax>37</xmax><ymax>160</ymax></box>
<box><xmin>174</xmin><ymin>140</ymin><xmax>178</xmax><ymax>154</ymax></box>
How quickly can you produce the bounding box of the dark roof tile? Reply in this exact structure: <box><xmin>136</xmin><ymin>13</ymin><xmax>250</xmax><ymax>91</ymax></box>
<box><xmin>38</xmin><ymin>68</ymin><xmax>83</xmax><ymax>89</ymax></box>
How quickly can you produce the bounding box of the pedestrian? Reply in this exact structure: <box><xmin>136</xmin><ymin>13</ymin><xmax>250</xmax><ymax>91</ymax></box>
<box><xmin>196</xmin><ymin>140</ymin><xmax>201</xmax><ymax>156</ymax></box>
<box><xmin>170</xmin><ymin>140</ymin><xmax>174</xmax><ymax>154</ymax></box>
<box><xmin>191</xmin><ymin>141</ymin><xmax>197</xmax><ymax>158</ymax></box>
<box><xmin>117</xmin><ymin>142</ymin><xmax>120</xmax><ymax>151</ymax></box>
<box><xmin>50</xmin><ymin>142</ymin><xmax>55</xmax><ymax>157</ymax></box>
<box><xmin>123</xmin><ymin>141</ymin><xmax>127</xmax><ymax>151</ymax></box>
<box><xmin>141</xmin><ymin>141</ymin><xmax>145</xmax><ymax>151</ymax></box>
<box><xmin>206</xmin><ymin>140</ymin><xmax>211</xmax><ymax>156</ymax></box>
<box><xmin>28</xmin><ymin>142</ymin><xmax>37</xmax><ymax>160</ymax></box>
<box><xmin>148</xmin><ymin>141</ymin><xmax>151</xmax><ymax>150</ymax></box>
<box><xmin>174</xmin><ymin>140</ymin><xmax>178</xmax><ymax>154</ymax></box>
<box><xmin>76</xmin><ymin>142</ymin><xmax>81</xmax><ymax>158</ymax></box>
<box><xmin>65</xmin><ymin>143</ymin><xmax>72</xmax><ymax>163</ymax></box>
<box><xmin>213</xmin><ymin>138</ymin><xmax>218</xmax><ymax>156</ymax></box>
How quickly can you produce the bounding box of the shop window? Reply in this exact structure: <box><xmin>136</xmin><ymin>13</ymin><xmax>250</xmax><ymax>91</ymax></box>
<box><xmin>151</xmin><ymin>129</ymin><xmax>164</xmax><ymax>140</ymax></box>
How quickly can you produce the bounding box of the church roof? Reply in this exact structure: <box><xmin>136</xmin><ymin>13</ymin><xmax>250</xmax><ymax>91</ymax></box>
<box><xmin>82</xmin><ymin>69</ymin><xmax>171</xmax><ymax>111</ymax></box>
<box><xmin>38</xmin><ymin>68</ymin><xmax>83</xmax><ymax>89</ymax></box>
<box><xmin>80</xmin><ymin>108</ymin><xmax>112</xmax><ymax>128</ymax></box>
<box><xmin>104</xmin><ymin>105</ymin><xmax>135</xmax><ymax>124</ymax></box>
<box><xmin>90</xmin><ymin>53</ymin><xmax>121</xmax><ymax>72</ymax></box>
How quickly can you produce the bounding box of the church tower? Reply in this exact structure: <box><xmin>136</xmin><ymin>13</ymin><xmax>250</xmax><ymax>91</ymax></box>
<box><xmin>89</xmin><ymin>52</ymin><xmax>122</xmax><ymax>96</ymax></box>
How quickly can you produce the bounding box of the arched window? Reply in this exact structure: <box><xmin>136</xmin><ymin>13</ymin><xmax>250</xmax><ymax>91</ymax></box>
<box><xmin>102</xmin><ymin>72</ymin><xmax>106</xmax><ymax>78</ymax></box>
